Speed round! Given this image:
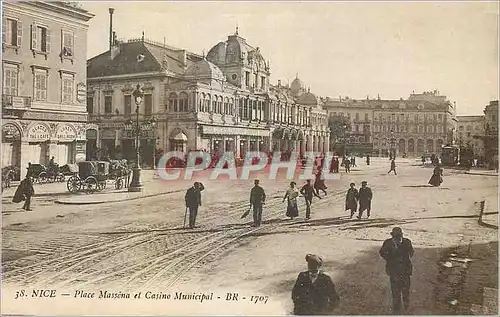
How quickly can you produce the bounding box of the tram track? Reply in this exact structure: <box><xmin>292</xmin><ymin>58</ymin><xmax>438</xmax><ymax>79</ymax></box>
<box><xmin>4</xmin><ymin>172</ymin><xmax>380</xmax><ymax>289</ymax></box>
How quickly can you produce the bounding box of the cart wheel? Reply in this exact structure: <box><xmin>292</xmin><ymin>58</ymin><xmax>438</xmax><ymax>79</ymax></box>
<box><xmin>67</xmin><ymin>176</ymin><xmax>82</xmax><ymax>193</ymax></box>
<box><xmin>56</xmin><ymin>173</ymin><xmax>65</xmax><ymax>182</ymax></box>
<box><xmin>38</xmin><ymin>172</ymin><xmax>47</xmax><ymax>184</ymax></box>
<box><xmin>115</xmin><ymin>178</ymin><xmax>124</xmax><ymax>190</ymax></box>
<box><xmin>84</xmin><ymin>176</ymin><xmax>98</xmax><ymax>194</ymax></box>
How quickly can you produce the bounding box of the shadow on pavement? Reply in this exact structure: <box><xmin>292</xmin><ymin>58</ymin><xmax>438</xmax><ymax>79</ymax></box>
<box><xmin>264</xmin><ymin>241</ymin><xmax>498</xmax><ymax>315</ymax></box>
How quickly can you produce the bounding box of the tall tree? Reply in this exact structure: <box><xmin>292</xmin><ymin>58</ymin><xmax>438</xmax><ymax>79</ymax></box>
<box><xmin>328</xmin><ymin>115</ymin><xmax>351</xmax><ymax>144</ymax></box>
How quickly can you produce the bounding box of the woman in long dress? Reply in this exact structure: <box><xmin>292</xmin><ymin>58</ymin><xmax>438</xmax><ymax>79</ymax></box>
<box><xmin>283</xmin><ymin>181</ymin><xmax>300</xmax><ymax>219</ymax></box>
<box><xmin>428</xmin><ymin>164</ymin><xmax>443</xmax><ymax>187</ymax></box>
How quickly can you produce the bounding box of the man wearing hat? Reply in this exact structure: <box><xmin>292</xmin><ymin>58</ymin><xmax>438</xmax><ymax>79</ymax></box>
<box><xmin>249</xmin><ymin>179</ymin><xmax>266</xmax><ymax>227</ymax></box>
<box><xmin>357</xmin><ymin>181</ymin><xmax>373</xmax><ymax>219</ymax></box>
<box><xmin>184</xmin><ymin>181</ymin><xmax>205</xmax><ymax>229</ymax></box>
<box><xmin>379</xmin><ymin>227</ymin><xmax>414</xmax><ymax>314</ymax></box>
<box><xmin>292</xmin><ymin>254</ymin><xmax>340</xmax><ymax>315</ymax></box>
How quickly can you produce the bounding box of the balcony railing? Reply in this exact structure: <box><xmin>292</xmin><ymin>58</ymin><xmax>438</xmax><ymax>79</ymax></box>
<box><xmin>2</xmin><ymin>94</ymin><xmax>32</xmax><ymax>110</ymax></box>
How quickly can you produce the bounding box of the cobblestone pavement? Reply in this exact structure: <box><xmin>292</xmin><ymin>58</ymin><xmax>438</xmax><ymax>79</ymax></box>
<box><xmin>1</xmin><ymin>158</ymin><xmax>497</xmax><ymax>315</ymax></box>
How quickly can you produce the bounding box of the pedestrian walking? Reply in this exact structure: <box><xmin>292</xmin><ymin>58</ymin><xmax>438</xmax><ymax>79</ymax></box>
<box><xmin>292</xmin><ymin>254</ymin><xmax>340</xmax><ymax>315</ymax></box>
<box><xmin>300</xmin><ymin>179</ymin><xmax>322</xmax><ymax>220</ymax></box>
<box><xmin>366</xmin><ymin>154</ymin><xmax>370</xmax><ymax>166</ymax></box>
<box><xmin>428</xmin><ymin>163</ymin><xmax>443</xmax><ymax>187</ymax></box>
<box><xmin>13</xmin><ymin>175</ymin><xmax>34</xmax><ymax>211</ymax></box>
<box><xmin>351</xmin><ymin>156</ymin><xmax>356</xmax><ymax>167</ymax></box>
<box><xmin>184</xmin><ymin>182</ymin><xmax>205</xmax><ymax>229</ymax></box>
<box><xmin>313</xmin><ymin>171</ymin><xmax>328</xmax><ymax>196</ymax></box>
<box><xmin>249</xmin><ymin>179</ymin><xmax>266</xmax><ymax>227</ymax></box>
<box><xmin>388</xmin><ymin>159</ymin><xmax>397</xmax><ymax>175</ymax></box>
<box><xmin>379</xmin><ymin>227</ymin><xmax>414</xmax><ymax>314</ymax></box>
<box><xmin>344</xmin><ymin>159</ymin><xmax>351</xmax><ymax>173</ymax></box>
<box><xmin>357</xmin><ymin>181</ymin><xmax>373</xmax><ymax>219</ymax></box>
<box><xmin>283</xmin><ymin>181</ymin><xmax>299</xmax><ymax>220</ymax></box>
<box><xmin>345</xmin><ymin>182</ymin><xmax>358</xmax><ymax>218</ymax></box>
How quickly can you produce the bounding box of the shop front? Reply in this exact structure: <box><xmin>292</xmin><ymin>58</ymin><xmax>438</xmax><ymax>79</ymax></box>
<box><xmin>2</xmin><ymin>123</ymin><xmax>22</xmax><ymax>169</ymax></box>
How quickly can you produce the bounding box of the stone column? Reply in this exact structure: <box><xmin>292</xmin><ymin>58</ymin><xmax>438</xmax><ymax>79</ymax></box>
<box><xmin>20</xmin><ymin>141</ymin><xmax>30</xmax><ymax>179</ymax></box>
<box><xmin>235</xmin><ymin>135</ymin><xmax>241</xmax><ymax>158</ymax></box>
<box><xmin>48</xmin><ymin>140</ymin><xmax>58</xmax><ymax>164</ymax></box>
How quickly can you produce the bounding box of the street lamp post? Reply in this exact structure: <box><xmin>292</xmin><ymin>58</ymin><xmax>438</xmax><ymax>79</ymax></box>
<box><xmin>390</xmin><ymin>130</ymin><xmax>395</xmax><ymax>159</ymax></box>
<box><xmin>128</xmin><ymin>84</ymin><xmax>144</xmax><ymax>192</ymax></box>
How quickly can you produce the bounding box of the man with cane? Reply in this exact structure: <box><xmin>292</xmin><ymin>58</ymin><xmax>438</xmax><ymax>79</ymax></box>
<box><xmin>248</xmin><ymin>179</ymin><xmax>266</xmax><ymax>227</ymax></box>
<box><xmin>184</xmin><ymin>182</ymin><xmax>205</xmax><ymax>229</ymax></box>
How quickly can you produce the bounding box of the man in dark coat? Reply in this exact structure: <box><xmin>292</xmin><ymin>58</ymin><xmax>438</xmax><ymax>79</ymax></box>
<box><xmin>345</xmin><ymin>182</ymin><xmax>358</xmax><ymax>218</ymax></box>
<box><xmin>184</xmin><ymin>182</ymin><xmax>205</xmax><ymax>229</ymax></box>
<box><xmin>388</xmin><ymin>159</ymin><xmax>397</xmax><ymax>175</ymax></box>
<box><xmin>300</xmin><ymin>179</ymin><xmax>322</xmax><ymax>220</ymax></box>
<box><xmin>292</xmin><ymin>254</ymin><xmax>340</xmax><ymax>315</ymax></box>
<box><xmin>13</xmin><ymin>176</ymin><xmax>34</xmax><ymax>211</ymax></box>
<box><xmin>357</xmin><ymin>181</ymin><xmax>373</xmax><ymax>219</ymax></box>
<box><xmin>379</xmin><ymin>227</ymin><xmax>414</xmax><ymax>314</ymax></box>
<box><xmin>249</xmin><ymin>179</ymin><xmax>266</xmax><ymax>227</ymax></box>
<box><xmin>366</xmin><ymin>154</ymin><xmax>370</xmax><ymax>165</ymax></box>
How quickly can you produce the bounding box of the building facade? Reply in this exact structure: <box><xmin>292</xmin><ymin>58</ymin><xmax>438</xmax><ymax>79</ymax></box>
<box><xmin>2</xmin><ymin>1</ymin><xmax>93</xmax><ymax>178</ymax></box>
<box><xmin>457</xmin><ymin>115</ymin><xmax>485</xmax><ymax>157</ymax></box>
<box><xmin>483</xmin><ymin>100</ymin><xmax>498</xmax><ymax>167</ymax></box>
<box><xmin>323</xmin><ymin>90</ymin><xmax>458</xmax><ymax>157</ymax></box>
<box><xmin>87</xmin><ymin>28</ymin><xmax>329</xmax><ymax>166</ymax></box>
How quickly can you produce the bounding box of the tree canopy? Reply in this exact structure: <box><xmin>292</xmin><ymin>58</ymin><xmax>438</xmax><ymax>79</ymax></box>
<box><xmin>328</xmin><ymin>115</ymin><xmax>351</xmax><ymax>143</ymax></box>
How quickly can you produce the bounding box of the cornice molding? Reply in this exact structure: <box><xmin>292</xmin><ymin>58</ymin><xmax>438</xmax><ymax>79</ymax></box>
<box><xmin>3</xmin><ymin>2</ymin><xmax>92</xmax><ymax>30</ymax></box>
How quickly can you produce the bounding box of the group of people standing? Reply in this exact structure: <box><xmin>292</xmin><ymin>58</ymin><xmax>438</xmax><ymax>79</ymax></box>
<box><xmin>345</xmin><ymin>181</ymin><xmax>373</xmax><ymax>219</ymax></box>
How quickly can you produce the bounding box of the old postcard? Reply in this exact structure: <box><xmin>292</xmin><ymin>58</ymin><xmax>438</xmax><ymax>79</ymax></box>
<box><xmin>1</xmin><ymin>1</ymin><xmax>498</xmax><ymax>315</ymax></box>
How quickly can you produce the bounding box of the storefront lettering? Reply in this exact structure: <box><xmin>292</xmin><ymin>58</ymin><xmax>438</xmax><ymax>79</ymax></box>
<box><xmin>2</xmin><ymin>124</ymin><xmax>21</xmax><ymax>142</ymax></box>
<box><xmin>202</xmin><ymin>126</ymin><xmax>269</xmax><ymax>137</ymax></box>
<box><xmin>27</xmin><ymin>124</ymin><xmax>50</xmax><ymax>141</ymax></box>
<box><xmin>56</xmin><ymin>125</ymin><xmax>77</xmax><ymax>142</ymax></box>
<box><xmin>77</xmin><ymin>83</ymin><xmax>87</xmax><ymax>103</ymax></box>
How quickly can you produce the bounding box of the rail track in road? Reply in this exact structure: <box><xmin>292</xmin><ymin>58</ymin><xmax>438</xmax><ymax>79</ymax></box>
<box><xmin>58</xmin><ymin>188</ymin><xmax>350</xmax><ymax>291</ymax></box>
<box><xmin>4</xmin><ymin>167</ymin><xmax>385</xmax><ymax>289</ymax></box>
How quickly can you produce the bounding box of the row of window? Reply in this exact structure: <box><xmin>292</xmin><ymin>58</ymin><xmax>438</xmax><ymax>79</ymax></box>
<box><xmin>458</xmin><ymin>125</ymin><xmax>482</xmax><ymax>132</ymax></box>
<box><xmin>373</xmin><ymin>139</ymin><xmax>444</xmax><ymax>148</ymax></box>
<box><xmin>3</xmin><ymin>16</ymin><xmax>74</xmax><ymax>57</ymax></box>
<box><xmin>87</xmin><ymin>93</ymin><xmax>153</xmax><ymax>116</ymax></box>
<box><xmin>373</xmin><ymin>124</ymin><xmax>445</xmax><ymax>134</ymax></box>
<box><xmin>3</xmin><ymin>63</ymin><xmax>74</xmax><ymax>102</ymax></box>
<box><xmin>244</xmin><ymin>71</ymin><xmax>266</xmax><ymax>89</ymax></box>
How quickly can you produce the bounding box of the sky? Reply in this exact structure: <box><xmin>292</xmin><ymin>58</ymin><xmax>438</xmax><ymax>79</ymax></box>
<box><xmin>82</xmin><ymin>1</ymin><xmax>498</xmax><ymax>116</ymax></box>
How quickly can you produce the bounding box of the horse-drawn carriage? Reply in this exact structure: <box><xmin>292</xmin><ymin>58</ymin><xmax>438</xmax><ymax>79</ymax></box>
<box><xmin>66</xmin><ymin>160</ymin><xmax>130</xmax><ymax>194</ymax></box>
<box><xmin>27</xmin><ymin>163</ymin><xmax>65</xmax><ymax>184</ymax></box>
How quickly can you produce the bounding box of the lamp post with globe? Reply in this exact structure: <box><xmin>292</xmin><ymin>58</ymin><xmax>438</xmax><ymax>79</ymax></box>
<box><xmin>128</xmin><ymin>84</ymin><xmax>144</xmax><ymax>192</ymax></box>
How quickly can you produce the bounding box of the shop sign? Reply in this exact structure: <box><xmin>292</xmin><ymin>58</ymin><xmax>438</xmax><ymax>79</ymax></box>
<box><xmin>76</xmin><ymin>83</ymin><xmax>86</xmax><ymax>103</ymax></box>
<box><xmin>202</xmin><ymin>125</ymin><xmax>269</xmax><ymax>137</ymax></box>
<box><xmin>27</xmin><ymin>124</ymin><xmax>50</xmax><ymax>141</ymax></box>
<box><xmin>56</xmin><ymin>125</ymin><xmax>77</xmax><ymax>142</ymax></box>
<box><xmin>2</xmin><ymin>124</ymin><xmax>21</xmax><ymax>142</ymax></box>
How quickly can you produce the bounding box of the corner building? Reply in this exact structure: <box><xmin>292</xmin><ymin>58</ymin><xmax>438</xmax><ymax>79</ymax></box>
<box><xmin>87</xmin><ymin>29</ymin><xmax>329</xmax><ymax>165</ymax></box>
<box><xmin>324</xmin><ymin>90</ymin><xmax>458</xmax><ymax>157</ymax></box>
<box><xmin>2</xmin><ymin>2</ymin><xmax>93</xmax><ymax>179</ymax></box>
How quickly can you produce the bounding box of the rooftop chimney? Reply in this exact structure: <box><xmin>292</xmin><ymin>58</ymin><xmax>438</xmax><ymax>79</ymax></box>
<box><xmin>278</xmin><ymin>80</ymin><xmax>281</xmax><ymax>87</ymax></box>
<box><xmin>109</xmin><ymin>8</ymin><xmax>114</xmax><ymax>51</ymax></box>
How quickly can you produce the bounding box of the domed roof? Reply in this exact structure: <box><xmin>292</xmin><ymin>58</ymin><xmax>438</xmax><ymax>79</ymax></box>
<box><xmin>291</xmin><ymin>75</ymin><xmax>304</xmax><ymax>92</ymax></box>
<box><xmin>297</xmin><ymin>91</ymin><xmax>318</xmax><ymax>106</ymax></box>
<box><xmin>185</xmin><ymin>59</ymin><xmax>224</xmax><ymax>80</ymax></box>
<box><xmin>207</xmin><ymin>32</ymin><xmax>267</xmax><ymax>70</ymax></box>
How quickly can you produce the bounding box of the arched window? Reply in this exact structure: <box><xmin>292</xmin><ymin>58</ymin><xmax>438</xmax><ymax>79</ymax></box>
<box><xmin>218</xmin><ymin>96</ymin><xmax>223</xmax><ymax>114</ymax></box>
<box><xmin>205</xmin><ymin>94</ymin><xmax>211</xmax><ymax>112</ymax></box>
<box><xmin>198</xmin><ymin>93</ymin><xmax>204</xmax><ymax>112</ymax></box>
<box><xmin>212</xmin><ymin>95</ymin><xmax>217</xmax><ymax>113</ymax></box>
<box><xmin>229</xmin><ymin>98</ymin><xmax>234</xmax><ymax>115</ymax></box>
<box><xmin>178</xmin><ymin>92</ymin><xmax>188</xmax><ymax>112</ymax></box>
<box><xmin>224</xmin><ymin>97</ymin><xmax>229</xmax><ymax>114</ymax></box>
<box><xmin>169</xmin><ymin>92</ymin><xmax>178</xmax><ymax>112</ymax></box>
<box><xmin>355</xmin><ymin>113</ymin><xmax>360</xmax><ymax>121</ymax></box>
